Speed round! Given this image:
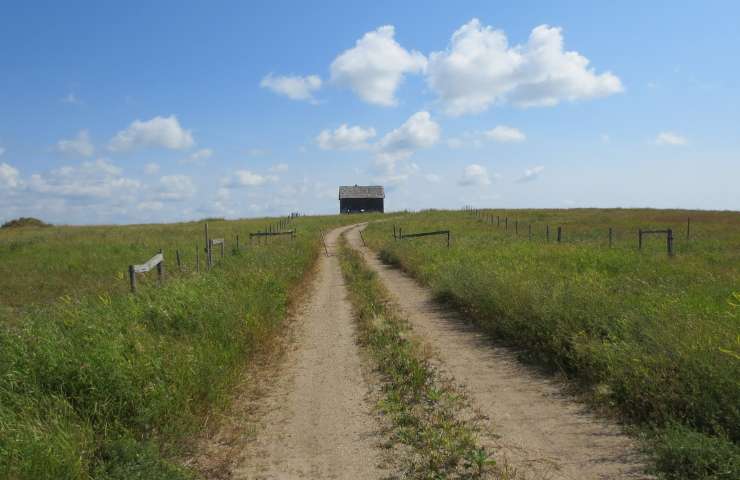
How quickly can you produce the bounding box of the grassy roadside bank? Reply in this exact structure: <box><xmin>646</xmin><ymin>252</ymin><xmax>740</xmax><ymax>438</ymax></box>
<box><xmin>363</xmin><ymin>210</ymin><xmax>740</xmax><ymax>480</ymax></box>
<box><xmin>338</xmin><ymin>236</ymin><xmax>502</xmax><ymax>479</ymax></box>
<box><xmin>0</xmin><ymin>216</ymin><xmax>361</xmax><ymax>479</ymax></box>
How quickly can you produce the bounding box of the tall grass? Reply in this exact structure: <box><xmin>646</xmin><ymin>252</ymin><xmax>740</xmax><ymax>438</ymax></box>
<box><xmin>364</xmin><ymin>209</ymin><xmax>740</xmax><ymax>479</ymax></box>
<box><xmin>0</xmin><ymin>215</ymin><xmax>363</xmax><ymax>479</ymax></box>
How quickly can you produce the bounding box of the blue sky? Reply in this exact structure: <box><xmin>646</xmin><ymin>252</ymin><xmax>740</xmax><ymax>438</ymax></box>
<box><xmin>1</xmin><ymin>1</ymin><xmax>738</xmax><ymax>224</ymax></box>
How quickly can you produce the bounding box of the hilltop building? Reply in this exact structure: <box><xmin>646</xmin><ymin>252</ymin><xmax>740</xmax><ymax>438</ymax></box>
<box><xmin>338</xmin><ymin>185</ymin><xmax>384</xmax><ymax>214</ymax></box>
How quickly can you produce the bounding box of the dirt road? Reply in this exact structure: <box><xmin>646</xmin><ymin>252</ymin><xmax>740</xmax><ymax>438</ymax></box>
<box><xmin>233</xmin><ymin>224</ymin><xmax>385</xmax><ymax>479</ymax></box>
<box><xmin>346</xmin><ymin>224</ymin><xmax>649</xmax><ymax>480</ymax></box>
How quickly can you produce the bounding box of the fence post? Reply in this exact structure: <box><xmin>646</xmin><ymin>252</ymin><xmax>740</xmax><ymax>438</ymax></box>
<box><xmin>609</xmin><ymin>227</ymin><xmax>613</xmax><ymax>248</ymax></box>
<box><xmin>515</xmin><ymin>219</ymin><xmax>518</xmax><ymax>236</ymax></box>
<box><xmin>176</xmin><ymin>249</ymin><xmax>182</xmax><ymax>272</ymax></box>
<box><xmin>207</xmin><ymin>239</ymin><xmax>213</xmax><ymax>268</ymax></box>
<box><xmin>638</xmin><ymin>229</ymin><xmax>643</xmax><ymax>250</ymax></box>
<box><xmin>528</xmin><ymin>224</ymin><xmax>532</xmax><ymax>241</ymax></box>
<box><xmin>204</xmin><ymin>223</ymin><xmax>209</xmax><ymax>257</ymax></box>
<box><xmin>393</xmin><ymin>224</ymin><xmax>397</xmax><ymax>240</ymax></box>
<box><xmin>236</xmin><ymin>234</ymin><xmax>240</xmax><ymax>251</ymax></box>
<box><xmin>195</xmin><ymin>243</ymin><xmax>200</xmax><ymax>272</ymax></box>
<box><xmin>505</xmin><ymin>217</ymin><xmax>508</xmax><ymax>231</ymax></box>
<box><xmin>220</xmin><ymin>241</ymin><xmax>225</xmax><ymax>259</ymax></box>
<box><xmin>497</xmin><ymin>215</ymin><xmax>500</xmax><ymax>227</ymax></box>
<box><xmin>546</xmin><ymin>225</ymin><xmax>550</xmax><ymax>242</ymax></box>
<box><xmin>686</xmin><ymin>217</ymin><xmax>691</xmax><ymax>241</ymax></box>
<box><xmin>447</xmin><ymin>231</ymin><xmax>450</xmax><ymax>248</ymax></box>
<box><xmin>667</xmin><ymin>228</ymin><xmax>674</xmax><ymax>256</ymax></box>
<box><xmin>399</xmin><ymin>227</ymin><xmax>402</xmax><ymax>239</ymax></box>
<box><xmin>157</xmin><ymin>248</ymin><xmax>164</xmax><ymax>286</ymax></box>
<box><xmin>557</xmin><ymin>226</ymin><xmax>562</xmax><ymax>243</ymax></box>
<box><xmin>128</xmin><ymin>265</ymin><xmax>136</xmax><ymax>293</ymax></box>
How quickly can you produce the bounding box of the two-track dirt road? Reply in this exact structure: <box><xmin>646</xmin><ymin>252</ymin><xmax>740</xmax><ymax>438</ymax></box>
<box><xmin>199</xmin><ymin>223</ymin><xmax>648</xmax><ymax>479</ymax></box>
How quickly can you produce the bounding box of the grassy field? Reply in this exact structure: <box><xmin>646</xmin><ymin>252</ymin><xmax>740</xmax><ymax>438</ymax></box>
<box><xmin>0</xmin><ymin>215</ymin><xmax>363</xmax><ymax>479</ymax></box>
<box><xmin>363</xmin><ymin>208</ymin><xmax>740</xmax><ymax>479</ymax></box>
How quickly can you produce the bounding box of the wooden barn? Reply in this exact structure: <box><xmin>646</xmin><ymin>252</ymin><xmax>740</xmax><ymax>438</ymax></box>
<box><xmin>338</xmin><ymin>185</ymin><xmax>384</xmax><ymax>214</ymax></box>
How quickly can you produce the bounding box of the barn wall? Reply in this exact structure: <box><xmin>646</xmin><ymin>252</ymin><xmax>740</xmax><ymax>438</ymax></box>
<box><xmin>339</xmin><ymin>198</ymin><xmax>383</xmax><ymax>213</ymax></box>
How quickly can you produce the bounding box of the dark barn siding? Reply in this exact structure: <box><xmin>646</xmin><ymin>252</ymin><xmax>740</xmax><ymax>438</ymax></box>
<box><xmin>340</xmin><ymin>197</ymin><xmax>384</xmax><ymax>213</ymax></box>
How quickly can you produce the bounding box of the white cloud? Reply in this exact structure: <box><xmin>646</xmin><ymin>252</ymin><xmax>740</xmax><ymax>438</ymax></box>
<box><xmin>372</xmin><ymin>111</ymin><xmax>440</xmax><ymax>184</ymax></box>
<box><xmin>270</xmin><ymin>163</ymin><xmax>289</xmax><ymax>172</ymax></box>
<box><xmin>458</xmin><ymin>164</ymin><xmax>492</xmax><ymax>186</ymax></box>
<box><xmin>0</xmin><ymin>162</ymin><xmax>20</xmax><ymax>189</ymax></box>
<box><xmin>183</xmin><ymin>148</ymin><xmax>213</xmax><ymax>164</ymax></box>
<box><xmin>517</xmin><ymin>165</ymin><xmax>545</xmax><ymax>183</ymax></box>
<box><xmin>376</xmin><ymin>111</ymin><xmax>440</xmax><ymax>162</ymax></box>
<box><xmin>158</xmin><ymin>175</ymin><xmax>196</xmax><ymax>201</ymax></box>
<box><xmin>28</xmin><ymin>159</ymin><xmax>140</xmax><ymax>198</ymax></box>
<box><xmin>56</xmin><ymin>130</ymin><xmax>94</xmax><ymax>157</ymax></box>
<box><xmin>144</xmin><ymin>163</ymin><xmax>160</xmax><ymax>174</ymax></box>
<box><xmin>330</xmin><ymin>25</ymin><xmax>427</xmax><ymax>106</ymax></box>
<box><xmin>426</xmin><ymin>19</ymin><xmax>623</xmax><ymax>115</ymax></box>
<box><xmin>260</xmin><ymin>74</ymin><xmax>322</xmax><ymax>102</ymax></box>
<box><xmin>317</xmin><ymin>124</ymin><xmax>376</xmax><ymax>150</ymax></box>
<box><xmin>225</xmin><ymin>170</ymin><xmax>278</xmax><ymax>188</ymax></box>
<box><xmin>655</xmin><ymin>131</ymin><xmax>687</xmax><ymax>146</ymax></box>
<box><xmin>109</xmin><ymin>115</ymin><xmax>195</xmax><ymax>151</ymax></box>
<box><xmin>485</xmin><ymin>125</ymin><xmax>526</xmax><ymax>142</ymax></box>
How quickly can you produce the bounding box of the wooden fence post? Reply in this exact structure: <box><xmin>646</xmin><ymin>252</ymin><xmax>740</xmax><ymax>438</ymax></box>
<box><xmin>176</xmin><ymin>249</ymin><xmax>182</xmax><ymax>272</ymax></box>
<box><xmin>195</xmin><ymin>243</ymin><xmax>200</xmax><ymax>272</ymax></box>
<box><xmin>447</xmin><ymin>231</ymin><xmax>450</xmax><ymax>248</ymax></box>
<box><xmin>546</xmin><ymin>225</ymin><xmax>550</xmax><ymax>242</ymax></box>
<box><xmin>157</xmin><ymin>249</ymin><xmax>164</xmax><ymax>286</ymax></box>
<box><xmin>557</xmin><ymin>226</ymin><xmax>562</xmax><ymax>243</ymax></box>
<box><xmin>204</xmin><ymin>223</ymin><xmax>209</xmax><ymax>257</ymax></box>
<box><xmin>668</xmin><ymin>228</ymin><xmax>674</xmax><ymax>256</ymax></box>
<box><xmin>515</xmin><ymin>219</ymin><xmax>518</xmax><ymax>236</ymax></box>
<box><xmin>686</xmin><ymin>217</ymin><xmax>691</xmax><ymax>241</ymax></box>
<box><xmin>497</xmin><ymin>215</ymin><xmax>500</xmax><ymax>227</ymax></box>
<box><xmin>638</xmin><ymin>229</ymin><xmax>643</xmax><ymax>250</ymax></box>
<box><xmin>236</xmin><ymin>234</ymin><xmax>240</xmax><ymax>251</ymax></box>
<box><xmin>128</xmin><ymin>265</ymin><xmax>136</xmax><ymax>293</ymax></box>
<box><xmin>207</xmin><ymin>239</ymin><xmax>213</xmax><ymax>268</ymax></box>
<box><xmin>528</xmin><ymin>224</ymin><xmax>532</xmax><ymax>241</ymax></box>
<box><xmin>609</xmin><ymin>227</ymin><xmax>613</xmax><ymax>248</ymax></box>
<box><xmin>505</xmin><ymin>217</ymin><xmax>508</xmax><ymax>231</ymax></box>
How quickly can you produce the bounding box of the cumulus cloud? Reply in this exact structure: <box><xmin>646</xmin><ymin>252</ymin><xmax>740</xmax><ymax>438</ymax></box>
<box><xmin>0</xmin><ymin>162</ymin><xmax>20</xmax><ymax>189</ymax></box>
<box><xmin>517</xmin><ymin>165</ymin><xmax>545</xmax><ymax>183</ymax></box>
<box><xmin>158</xmin><ymin>174</ymin><xmax>196</xmax><ymax>201</ymax></box>
<box><xmin>224</xmin><ymin>170</ymin><xmax>278</xmax><ymax>188</ymax></box>
<box><xmin>27</xmin><ymin>159</ymin><xmax>140</xmax><ymax>198</ymax></box>
<box><xmin>144</xmin><ymin>163</ymin><xmax>160</xmax><ymax>174</ymax></box>
<box><xmin>56</xmin><ymin>130</ymin><xmax>95</xmax><ymax>157</ymax></box>
<box><xmin>427</xmin><ymin>19</ymin><xmax>623</xmax><ymax>115</ymax></box>
<box><xmin>317</xmin><ymin>124</ymin><xmax>377</xmax><ymax>150</ymax></box>
<box><xmin>260</xmin><ymin>74</ymin><xmax>322</xmax><ymax>102</ymax></box>
<box><xmin>372</xmin><ymin>111</ymin><xmax>440</xmax><ymax>184</ymax></box>
<box><xmin>376</xmin><ymin>111</ymin><xmax>440</xmax><ymax>162</ymax></box>
<box><xmin>331</xmin><ymin>25</ymin><xmax>427</xmax><ymax>106</ymax></box>
<box><xmin>655</xmin><ymin>131</ymin><xmax>687</xmax><ymax>146</ymax></box>
<box><xmin>485</xmin><ymin>125</ymin><xmax>526</xmax><ymax>142</ymax></box>
<box><xmin>458</xmin><ymin>164</ymin><xmax>492</xmax><ymax>186</ymax></box>
<box><xmin>109</xmin><ymin>115</ymin><xmax>195</xmax><ymax>151</ymax></box>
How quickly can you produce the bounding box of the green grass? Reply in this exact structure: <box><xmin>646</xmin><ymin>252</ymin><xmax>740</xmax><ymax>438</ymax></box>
<box><xmin>0</xmin><ymin>214</ymin><xmax>369</xmax><ymax>479</ymax></box>
<box><xmin>339</xmin><ymin>237</ymin><xmax>499</xmax><ymax>479</ymax></box>
<box><xmin>363</xmin><ymin>208</ymin><xmax>740</xmax><ymax>480</ymax></box>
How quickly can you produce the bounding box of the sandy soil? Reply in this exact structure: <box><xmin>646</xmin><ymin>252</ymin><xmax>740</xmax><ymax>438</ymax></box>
<box><xmin>194</xmin><ymin>224</ymin><xmax>386</xmax><ymax>479</ymax></box>
<box><xmin>346</xmin><ymin>224</ymin><xmax>650</xmax><ymax>480</ymax></box>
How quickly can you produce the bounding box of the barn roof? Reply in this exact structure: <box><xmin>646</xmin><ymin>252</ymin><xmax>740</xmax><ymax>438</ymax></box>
<box><xmin>339</xmin><ymin>185</ymin><xmax>385</xmax><ymax>199</ymax></box>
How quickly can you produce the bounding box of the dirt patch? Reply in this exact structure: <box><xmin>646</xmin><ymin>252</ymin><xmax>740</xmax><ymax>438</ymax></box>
<box><xmin>347</xmin><ymin>224</ymin><xmax>650</xmax><ymax>480</ymax></box>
